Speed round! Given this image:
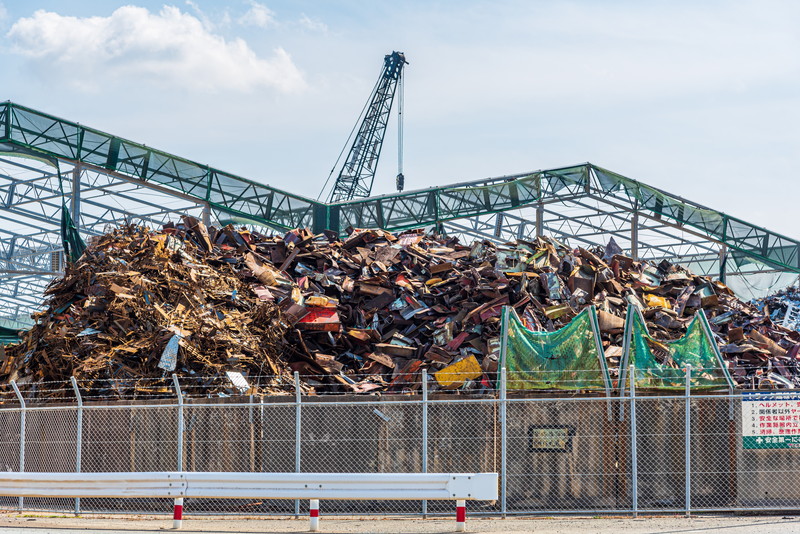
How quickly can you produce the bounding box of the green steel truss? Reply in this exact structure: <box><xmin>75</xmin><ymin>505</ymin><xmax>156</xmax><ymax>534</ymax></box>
<box><xmin>0</xmin><ymin>102</ymin><xmax>318</xmax><ymax>231</ymax></box>
<box><xmin>0</xmin><ymin>101</ymin><xmax>798</xmax><ymax>323</ymax></box>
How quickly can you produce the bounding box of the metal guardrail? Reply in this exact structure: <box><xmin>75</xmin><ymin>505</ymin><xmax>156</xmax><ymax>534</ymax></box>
<box><xmin>0</xmin><ymin>471</ymin><xmax>497</xmax><ymax>532</ymax></box>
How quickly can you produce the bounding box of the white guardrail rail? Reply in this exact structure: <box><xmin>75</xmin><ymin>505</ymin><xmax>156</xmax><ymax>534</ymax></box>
<box><xmin>0</xmin><ymin>471</ymin><xmax>498</xmax><ymax>532</ymax></box>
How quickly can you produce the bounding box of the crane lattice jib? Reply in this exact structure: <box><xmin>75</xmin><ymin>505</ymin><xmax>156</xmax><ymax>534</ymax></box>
<box><xmin>328</xmin><ymin>51</ymin><xmax>407</xmax><ymax>203</ymax></box>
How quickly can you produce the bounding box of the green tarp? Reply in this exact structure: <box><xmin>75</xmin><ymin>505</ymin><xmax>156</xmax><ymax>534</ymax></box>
<box><xmin>502</xmin><ymin>306</ymin><xmax>611</xmax><ymax>391</ymax></box>
<box><xmin>501</xmin><ymin>303</ymin><xmax>734</xmax><ymax>391</ymax></box>
<box><xmin>1</xmin><ymin>143</ymin><xmax>86</xmax><ymax>263</ymax></box>
<box><xmin>61</xmin><ymin>201</ymin><xmax>86</xmax><ymax>263</ymax></box>
<box><xmin>0</xmin><ymin>326</ymin><xmax>22</xmax><ymax>346</ymax></box>
<box><xmin>620</xmin><ymin>305</ymin><xmax>734</xmax><ymax>390</ymax></box>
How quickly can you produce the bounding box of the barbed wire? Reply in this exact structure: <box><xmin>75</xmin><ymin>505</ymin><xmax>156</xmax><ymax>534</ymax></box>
<box><xmin>0</xmin><ymin>363</ymin><xmax>792</xmax><ymax>405</ymax></box>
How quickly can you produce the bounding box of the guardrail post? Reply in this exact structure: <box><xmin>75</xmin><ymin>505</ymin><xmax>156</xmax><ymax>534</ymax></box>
<box><xmin>455</xmin><ymin>499</ymin><xmax>466</xmax><ymax>532</ymax></box>
<box><xmin>500</xmin><ymin>366</ymin><xmax>508</xmax><ymax>517</ymax></box>
<box><xmin>309</xmin><ymin>498</ymin><xmax>319</xmax><ymax>532</ymax></box>
<box><xmin>70</xmin><ymin>377</ymin><xmax>83</xmax><ymax>515</ymax></box>
<box><xmin>422</xmin><ymin>372</ymin><xmax>429</xmax><ymax>517</ymax></box>
<box><xmin>294</xmin><ymin>371</ymin><xmax>301</xmax><ymax>518</ymax></box>
<box><xmin>628</xmin><ymin>365</ymin><xmax>638</xmax><ymax>518</ymax></box>
<box><xmin>172</xmin><ymin>374</ymin><xmax>184</xmax><ymax>529</ymax></box>
<box><xmin>11</xmin><ymin>380</ymin><xmax>24</xmax><ymax>511</ymax></box>
<box><xmin>172</xmin><ymin>497</ymin><xmax>184</xmax><ymax>529</ymax></box>
<box><xmin>685</xmin><ymin>364</ymin><xmax>692</xmax><ymax>517</ymax></box>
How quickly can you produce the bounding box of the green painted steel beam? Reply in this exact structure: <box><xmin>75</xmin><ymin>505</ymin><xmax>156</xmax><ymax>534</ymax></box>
<box><xmin>589</xmin><ymin>165</ymin><xmax>800</xmax><ymax>273</ymax></box>
<box><xmin>0</xmin><ymin>101</ymin><xmax>321</xmax><ymax>232</ymax></box>
<box><xmin>1</xmin><ymin>101</ymin><xmax>797</xmax><ymax>274</ymax></box>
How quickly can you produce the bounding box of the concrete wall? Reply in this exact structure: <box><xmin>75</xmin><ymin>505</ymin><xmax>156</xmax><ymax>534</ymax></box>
<box><xmin>505</xmin><ymin>397</ymin><xmax>624</xmax><ymax>511</ymax></box>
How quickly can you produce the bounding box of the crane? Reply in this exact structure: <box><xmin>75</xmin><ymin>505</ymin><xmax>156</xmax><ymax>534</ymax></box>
<box><xmin>323</xmin><ymin>51</ymin><xmax>408</xmax><ymax>203</ymax></box>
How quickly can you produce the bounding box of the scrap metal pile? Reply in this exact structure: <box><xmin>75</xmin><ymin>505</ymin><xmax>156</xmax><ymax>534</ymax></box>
<box><xmin>3</xmin><ymin>219</ymin><xmax>291</xmax><ymax>397</ymax></box>
<box><xmin>3</xmin><ymin>217</ymin><xmax>800</xmax><ymax>397</ymax></box>
<box><xmin>754</xmin><ymin>287</ymin><xmax>800</xmax><ymax>332</ymax></box>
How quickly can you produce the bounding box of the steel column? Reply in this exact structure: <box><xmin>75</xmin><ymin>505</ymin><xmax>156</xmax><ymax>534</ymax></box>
<box><xmin>535</xmin><ymin>202</ymin><xmax>544</xmax><ymax>238</ymax></box>
<box><xmin>719</xmin><ymin>244</ymin><xmax>728</xmax><ymax>283</ymax></box>
<box><xmin>71</xmin><ymin>164</ymin><xmax>81</xmax><ymax>232</ymax></box>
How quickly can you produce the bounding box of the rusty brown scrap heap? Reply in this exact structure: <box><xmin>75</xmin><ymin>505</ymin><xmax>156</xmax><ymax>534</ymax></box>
<box><xmin>4</xmin><ymin>216</ymin><xmax>800</xmax><ymax>397</ymax></box>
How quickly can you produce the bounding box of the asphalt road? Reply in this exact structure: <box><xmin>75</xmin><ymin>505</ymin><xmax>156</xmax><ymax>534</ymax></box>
<box><xmin>0</xmin><ymin>514</ymin><xmax>798</xmax><ymax>534</ymax></box>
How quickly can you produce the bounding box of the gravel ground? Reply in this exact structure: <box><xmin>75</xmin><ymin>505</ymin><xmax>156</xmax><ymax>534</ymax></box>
<box><xmin>0</xmin><ymin>513</ymin><xmax>798</xmax><ymax>534</ymax></box>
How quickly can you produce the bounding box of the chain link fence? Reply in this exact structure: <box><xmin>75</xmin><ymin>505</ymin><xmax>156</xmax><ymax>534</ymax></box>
<box><xmin>1</xmin><ymin>370</ymin><xmax>800</xmax><ymax>517</ymax></box>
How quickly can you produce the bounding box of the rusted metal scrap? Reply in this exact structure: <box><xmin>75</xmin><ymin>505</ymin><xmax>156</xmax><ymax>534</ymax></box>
<box><xmin>4</xmin><ymin>219</ymin><xmax>800</xmax><ymax>398</ymax></box>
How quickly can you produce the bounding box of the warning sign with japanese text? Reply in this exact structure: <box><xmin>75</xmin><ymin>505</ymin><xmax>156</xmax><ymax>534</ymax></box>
<box><xmin>742</xmin><ymin>392</ymin><xmax>800</xmax><ymax>449</ymax></box>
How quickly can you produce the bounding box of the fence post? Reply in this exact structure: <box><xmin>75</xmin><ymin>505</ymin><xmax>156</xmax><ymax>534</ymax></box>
<box><xmin>11</xmin><ymin>380</ymin><xmax>24</xmax><ymax>511</ymax></box>
<box><xmin>628</xmin><ymin>365</ymin><xmax>637</xmax><ymax>517</ymax></box>
<box><xmin>728</xmin><ymin>384</ymin><xmax>735</xmax><ymax>421</ymax></box>
<box><xmin>172</xmin><ymin>374</ymin><xmax>184</xmax><ymax>529</ymax></box>
<box><xmin>259</xmin><ymin>396</ymin><xmax>265</xmax><ymax>473</ymax></box>
<box><xmin>684</xmin><ymin>364</ymin><xmax>692</xmax><ymax>517</ymax></box>
<box><xmin>727</xmin><ymin>384</ymin><xmax>736</xmax><ymax>508</ymax></box>
<box><xmin>499</xmin><ymin>306</ymin><xmax>510</xmax><ymax>518</ymax></box>
<box><xmin>294</xmin><ymin>371</ymin><xmax>301</xmax><ymax>518</ymax></box>
<box><xmin>248</xmin><ymin>394</ymin><xmax>255</xmax><ymax>472</ymax></box>
<box><xmin>70</xmin><ymin>377</ymin><xmax>83</xmax><ymax>515</ymax></box>
<box><xmin>422</xmin><ymin>372</ymin><xmax>428</xmax><ymax>518</ymax></box>
<box><xmin>500</xmin><ymin>366</ymin><xmax>507</xmax><ymax>518</ymax></box>
<box><xmin>619</xmin><ymin>310</ymin><xmax>632</xmax><ymax>422</ymax></box>
<box><xmin>172</xmin><ymin>374</ymin><xmax>184</xmax><ymax>471</ymax></box>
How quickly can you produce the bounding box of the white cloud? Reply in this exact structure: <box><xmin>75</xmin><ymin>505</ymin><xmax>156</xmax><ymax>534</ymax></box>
<box><xmin>220</xmin><ymin>10</ymin><xmax>232</xmax><ymax>28</ymax></box>
<box><xmin>238</xmin><ymin>1</ymin><xmax>275</xmax><ymax>28</ymax></box>
<box><xmin>298</xmin><ymin>14</ymin><xmax>327</xmax><ymax>33</ymax></box>
<box><xmin>6</xmin><ymin>5</ymin><xmax>304</xmax><ymax>93</ymax></box>
<box><xmin>0</xmin><ymin>4</ymin><xmax>7</xmax><ymax>23</ymax></box>
<box><xmin>184</xmin><ymin>0</ymin><xmax>214</xmax><ymax>30</ymax></box>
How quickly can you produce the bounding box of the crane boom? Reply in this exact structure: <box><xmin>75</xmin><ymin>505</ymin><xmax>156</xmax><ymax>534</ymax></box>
<box><xmin>327</xmin><ymin>51</ymin><xmax>408</xmax><ymax>203</ymax></box>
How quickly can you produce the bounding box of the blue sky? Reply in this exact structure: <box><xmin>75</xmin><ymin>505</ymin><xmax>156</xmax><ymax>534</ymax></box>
<box><xmin>0</xmin><ymin>0</ymin><xmax>798</xmax><ymax>237</ymax></box>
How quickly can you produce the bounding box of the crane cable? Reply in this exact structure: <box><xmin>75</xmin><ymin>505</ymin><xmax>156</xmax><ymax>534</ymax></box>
<box><xmin>396</xmin><ymin>68</ymin><xmax>404</xmax><ymax>192</ymax></box>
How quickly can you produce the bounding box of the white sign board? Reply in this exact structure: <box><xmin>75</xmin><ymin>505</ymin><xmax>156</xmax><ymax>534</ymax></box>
<box><xmin>742</xmin><ymin>392</ymin><xmax>800</xmax><ymax>449</ymax></box>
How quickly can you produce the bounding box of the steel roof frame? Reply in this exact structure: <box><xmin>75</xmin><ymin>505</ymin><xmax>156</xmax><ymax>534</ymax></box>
<box><xmin>0</xmin><ymin>101</ymin><xmax>798</xmax><ymax>324</ymax></box>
